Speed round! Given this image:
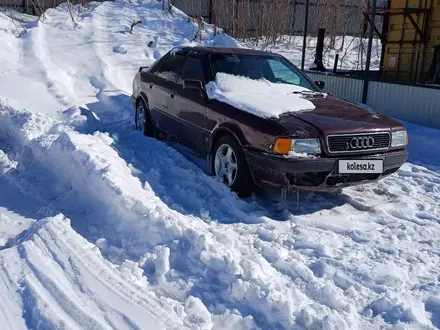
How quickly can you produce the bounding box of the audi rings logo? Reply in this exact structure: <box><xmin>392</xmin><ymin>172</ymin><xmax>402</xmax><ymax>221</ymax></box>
<box><xmin>347</xmin><ymin>136</ymin><xmax>375</xmax><ymax>149</ymax></box>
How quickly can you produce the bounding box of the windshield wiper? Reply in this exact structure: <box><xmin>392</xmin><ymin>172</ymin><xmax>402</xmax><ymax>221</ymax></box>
<box><xmin>291</xmin><ymin>91</ymin><xmax>326</xmax><ymax>97</ymax></box>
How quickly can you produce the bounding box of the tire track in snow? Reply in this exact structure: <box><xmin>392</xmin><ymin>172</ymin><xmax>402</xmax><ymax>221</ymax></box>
<box><xmin>15</xmin><ymin>217</ymin><xmax>184</xmax><ymax>330</ymax></box>
<box><xmin>32</xmin><ymin>17</ymin><xmax>74</xmax><ymax>106</ymax></box>
<box><xmin>19</xmin><ymin>20</ymin><xmax>69</xmax><ymax>107</ymax></box>
<box><xmin>0</xmin><ymin>254</ymin><xmax>27</xmax><ymax>330</ymax></box>
<box><xmin>0</xmin><ymin>213</ymin><xmax>187</xmax><ymax>330</ymax></box>
<box><xmin>17</xmin><ymin>233</ymin><xmax>112</xmax><ymax>330</ymax></box>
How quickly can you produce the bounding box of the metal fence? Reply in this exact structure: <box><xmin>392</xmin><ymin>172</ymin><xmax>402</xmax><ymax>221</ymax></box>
<box><xmin>1</xmin><ymin>0</ymin><xmax>58</xmax><ymax>14</ymax></box>
<box><xmin>172</xmin><ymin>0</ymin><xmax>371</xmax><ymax>37</ymax></box>
<box><xmin>0</xmin><ymin>0</ymin><xmax>104</xmax><ymax>15</ymax></box>
<box><xmin>306</xmin><ymin>72</ymin><xmax>440</xmax><ymax>128</ymax></box>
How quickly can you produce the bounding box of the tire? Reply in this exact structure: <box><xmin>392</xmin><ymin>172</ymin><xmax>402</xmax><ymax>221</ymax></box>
<box><xmin>135</xmin><ymin>99</ymin><xmax>155</xmax><ymax>137</ymax></box>
<box><xmin>212</xmin><ymin>135</ymin><xmax>255</xmax><ymax>197</ymax></box>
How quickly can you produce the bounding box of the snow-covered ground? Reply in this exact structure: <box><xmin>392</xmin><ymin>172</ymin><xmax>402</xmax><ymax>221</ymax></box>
<box><xmin>0</xmin><ymin>1</ymin><xmax>440</xmax><ymax>329</ymax></box>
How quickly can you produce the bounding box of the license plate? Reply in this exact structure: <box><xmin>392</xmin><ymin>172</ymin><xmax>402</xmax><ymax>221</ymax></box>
<box><xmin>339</xmin><ymin>160</ymin><xmax>383</xmax><ymax>174</ymax></box>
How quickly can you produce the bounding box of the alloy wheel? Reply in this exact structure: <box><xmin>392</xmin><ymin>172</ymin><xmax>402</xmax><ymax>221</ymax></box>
<box><xmin>214</xmin><ymin>144</ymin><xmax>238</xmax><ymax>187</ymax></box>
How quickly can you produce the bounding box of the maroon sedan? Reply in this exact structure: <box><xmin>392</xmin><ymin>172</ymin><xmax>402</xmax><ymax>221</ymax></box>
<box><xmin>131</xmin><ymin>47</ymin><xmax>408</xmax><ymax>196</ymax></box>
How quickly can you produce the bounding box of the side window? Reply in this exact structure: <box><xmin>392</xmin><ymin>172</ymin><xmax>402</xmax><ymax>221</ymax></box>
<box><xmin>155</xmin><ymin>54</ymin><xmax>186</xmax><ymax>82</ymax></box>
<box><xmin>267</xmin><ymin>59</ymin><xmax>301</xmax><ymax>85</ymax></box>
<box><xmin>178</xmin><ymin>56</ymin><xmax>206</xmax><ymax>85</ymax></box>
<box><xmin>148</xmin><ymin>58</ymin><xmax>163</xmax><ymax>75</ymax></box>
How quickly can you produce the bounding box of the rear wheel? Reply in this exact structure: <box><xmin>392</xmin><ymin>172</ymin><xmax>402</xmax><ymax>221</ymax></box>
<box><xmin>212</xmin><ymin>135</ymin><xmax>255</xmax><ymax>197</ymax></box>
<box><xmin>135</xmin><ymin>99</ymin><xmax>155</xmax><ymax>137</ymax></box>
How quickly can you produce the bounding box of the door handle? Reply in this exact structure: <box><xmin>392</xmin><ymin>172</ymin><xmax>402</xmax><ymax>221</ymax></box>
<box><xmin>149</xmin><ymin>84</ymin><xmax>153</xmax><ymax>89</ymax></box>
<box><xmin>170</xmin><ymin>94</ymin><xmax>175</xmax><ymax>98</ymax></box>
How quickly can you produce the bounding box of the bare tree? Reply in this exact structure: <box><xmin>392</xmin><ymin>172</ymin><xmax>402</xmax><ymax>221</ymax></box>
<box><xmin>130</xmin><ymin>19</ymin><xmax>142</xmax><ymax>34</ymax></box>
<box><xmin>7</xmin><ymin>10</ymin><xmax>27</xmax><ymax>38</ymax></box>
<box><xmin>208</xmin><ymin>0</ymin><xmax>368</xmax><ymax>47</ymax></box>
<box><xmin>67</xmin><ymin>0</ymin><xmax>74</xmax><ymax>22</ymax></box>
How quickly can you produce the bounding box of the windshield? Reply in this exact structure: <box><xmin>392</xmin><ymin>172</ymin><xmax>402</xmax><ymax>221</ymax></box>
<box><xmin>210</xmin><ymin>54</ymin><xmax>317</xmax><ymax>91</ymax></box>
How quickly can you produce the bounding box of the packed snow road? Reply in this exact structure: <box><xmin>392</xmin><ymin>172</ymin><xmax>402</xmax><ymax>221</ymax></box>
<box><xmin>1</xmin><ymin>1</ymin><xmax>440</xmax><ymax>329</ymax></box>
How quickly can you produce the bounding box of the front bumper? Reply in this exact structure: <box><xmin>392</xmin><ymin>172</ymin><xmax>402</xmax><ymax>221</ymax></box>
<box><xmin>245</xmin><ymin>149</ymin><xmax>408</xmax><ymax>191</ymax></box>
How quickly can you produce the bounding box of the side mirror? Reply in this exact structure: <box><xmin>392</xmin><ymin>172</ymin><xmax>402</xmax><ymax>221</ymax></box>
<box><xmin>183</xmin><ymin>80</ymin><xmax>203</xmax><ymax>92</ymax></box>
<box><xmin>315</xmin><ymin>80</ymin><xmax>325</xmax><ymax>90</ymax></box>
<box><xmin>139</xmin><ymin>66</ymin><xmax>149</xmax><ymax>73</ymax></box>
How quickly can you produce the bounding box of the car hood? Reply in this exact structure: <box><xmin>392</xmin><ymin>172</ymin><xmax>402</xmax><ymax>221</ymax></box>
<box><xmin>274</xmin><ymin>95</ymin><xmax>404</xmax><ymax>136</ymax></box>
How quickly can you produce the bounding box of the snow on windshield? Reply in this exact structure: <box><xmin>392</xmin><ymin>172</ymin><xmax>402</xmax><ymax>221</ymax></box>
<box><xmin>205</xmin><ymin>73</ymin><xmax>316</xmax><ymax>118</ymax></box>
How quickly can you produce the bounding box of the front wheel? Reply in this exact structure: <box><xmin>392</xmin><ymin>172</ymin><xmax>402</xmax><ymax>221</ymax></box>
<box><xmin>135</xmin><ymin>100</ymin><xmax>155</xmax><ymax>137</ymax></box>
<box><xmin>212</xmin><ymin>135</ymin><xmax>255</xmax><ymax>197</ymax></box>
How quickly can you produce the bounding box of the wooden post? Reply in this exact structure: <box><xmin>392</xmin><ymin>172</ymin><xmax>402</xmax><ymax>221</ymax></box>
<box><xmin>313</xmin><ymin>28</ymin><xmax>326</xmax><ymax>71</ymax></box>
<box><xmin>208</xmin><ymin>0</ymin><xmax>213</xmax><ymax>24</ymax></box>
<box><xmin>333</xmin><ymin>53</ymin><xmax>339</xmax><ymax>73</ymax></box>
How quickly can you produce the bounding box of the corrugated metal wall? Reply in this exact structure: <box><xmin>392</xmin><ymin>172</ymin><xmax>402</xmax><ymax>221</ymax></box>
<box><xmin>367</xmin><ymin>81</ymin><xmax>440</xmax><ymax>128</ymax></box>
<box><xmin>306</xmin><ymin>73</ymin><xmax>364</xmax><ymax>103</ymax></box>
<box><xmin>306</xmin><ymin>72</ymin><xmax>440</xmax><ymax>128</ymax></box>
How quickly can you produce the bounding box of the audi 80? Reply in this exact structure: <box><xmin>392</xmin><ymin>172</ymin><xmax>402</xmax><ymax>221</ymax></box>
<box><xmin>131</xmin><ymin>46</ymin><xmax>408</xmax><ymax>196</ymax></box>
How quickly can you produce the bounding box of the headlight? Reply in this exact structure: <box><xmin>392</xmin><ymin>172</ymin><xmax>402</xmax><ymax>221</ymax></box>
<box><xmin>391</xmin><ymin>130</ymin><xmax>408</xmax><ymax>147</ymax></box>
<box><xmin>273</xmin><ymin>138</ymin><xmax>321</xmax><ymax>155</ymax></box>
<box><xmin>291</xmin><ymin>138</ymin><xmax>321</xmax><ymax>154</ymax></box>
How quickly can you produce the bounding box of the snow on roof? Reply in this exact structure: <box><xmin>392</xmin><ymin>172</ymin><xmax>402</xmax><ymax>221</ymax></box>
<box><xmin>205</xmin><ymin>73</ymin><xmax>316</xmax><ymax>119</ymax></box>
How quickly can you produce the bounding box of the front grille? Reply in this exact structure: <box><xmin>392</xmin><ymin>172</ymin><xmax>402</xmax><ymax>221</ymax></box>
<box><xmin>327</xmin><ymin>133</ymin><xmax>390</xmax><ymax>154</ymax></box>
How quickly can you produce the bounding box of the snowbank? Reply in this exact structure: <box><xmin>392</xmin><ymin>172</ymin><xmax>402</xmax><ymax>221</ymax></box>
<box><xmin>0</xmin><ymin>150</ymin><xmax>35</xmax><ymax>247</ymax></box>
<box><xmin>206</xmin><ymin>73</ymin><xmax>316</xmax><ymax>118</ymax></box>
<box><xmin>0</xmin><ymin>105</ymin><xmax>263</xmax><ymax>329</ymax></box>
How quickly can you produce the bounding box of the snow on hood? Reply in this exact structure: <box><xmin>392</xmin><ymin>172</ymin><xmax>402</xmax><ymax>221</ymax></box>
<box><xmin>205</xmin><ymin>73</ymin><xmax>316</xmax><ymax>118</ymax></box>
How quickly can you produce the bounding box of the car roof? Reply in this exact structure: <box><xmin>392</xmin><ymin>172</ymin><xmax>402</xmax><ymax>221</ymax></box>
<box><xmin>176</xmin><ymin>46</ymin><xmax>282</xmax><ymax>57</ymax></box>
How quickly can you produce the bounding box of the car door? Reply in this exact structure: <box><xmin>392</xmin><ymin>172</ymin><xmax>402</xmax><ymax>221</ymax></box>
<box><xmin>143</xmin><ymin>52</ymin><xmax>186</xmax><ymax>137</ymax></box>
<box><xmin>168</xmin><ymin>53</ymin><xmax>208</xmax><ymax>153</ymax></box>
